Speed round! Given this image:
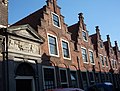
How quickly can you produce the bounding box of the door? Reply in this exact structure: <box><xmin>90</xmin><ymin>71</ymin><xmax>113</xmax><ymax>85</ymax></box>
<box><xmin>16</xmin><ymin>79</ymin><xmax>32</xmax><ymax>91</ymax></box>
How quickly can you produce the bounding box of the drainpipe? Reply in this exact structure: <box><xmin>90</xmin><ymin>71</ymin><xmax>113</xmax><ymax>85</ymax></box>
<box><xmin>2</xmin><ymin>28</ymin><xmax>9</xmax><ymax>91</ymax></box>
<box><xmin>77</xmin><ymin>56</ymin><xmax>83</xmax><ymax>89</ymax></box>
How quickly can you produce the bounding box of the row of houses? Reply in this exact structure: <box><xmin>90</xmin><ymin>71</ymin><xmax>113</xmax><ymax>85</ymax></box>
<box><xmin>0</xmin><ymin>0</ymin><xmax>120</xmax><ymax>91</ymax></box>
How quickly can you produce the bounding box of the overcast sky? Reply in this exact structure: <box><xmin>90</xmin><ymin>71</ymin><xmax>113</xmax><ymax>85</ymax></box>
<box><xmin>9</xmin><ymin>0</ymin><xmax>120</xmax><ymax>48</ymax></box>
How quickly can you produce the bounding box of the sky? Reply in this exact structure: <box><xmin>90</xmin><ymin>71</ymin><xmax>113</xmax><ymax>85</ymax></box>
<box><xmin>9</xmin><ymin>0</ymin><xmax>120</xmax><ymax>48</ymax></box>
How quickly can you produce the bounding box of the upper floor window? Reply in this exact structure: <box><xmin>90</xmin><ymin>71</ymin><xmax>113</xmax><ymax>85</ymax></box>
<box><xmin>100</xmin><ymin>41</ymin><xmax>103</xmax><ymax>48</ymax></box>
<box><xmin>82</xmin><ymin>31</ymin><xmax>87</xmax><ymax>41</ymax></box>
<box><xmin>112</xmin><ymin>60</ymin><xmax>115</xmax><ymax>68</ymax></box>
<box><xmin>89</xmin><ymin>51</ymin><xmax>94</xmax><ymax>64</ymax></box>
<box><xmin>81</xmin><ymin>48</ymin><xmax>88</xmax><ymax>63</ymax></box>
<box><xmin>115</xmin><ymin>61</ymin><xmax>117</xmax><ymax>69</ymax></box>
<box><xmin>62</xmin><ymin>40</ymin><xmax>70</xmax><ymax>59</ymax></box>
<box><xmin>100</xmin><ymin>55</ymin><xmax>104</xmax><ymax>66</ymax></box>
<box><xmin>48</xmin><ymin>34</ymin><xmax>59</xmax><ymax>56</ymax></box>
<box><xmin>104</xmin><ymin>57</ymin><xmax>108</xmax><ymax>67</ymax></box>
<box><xmin>52</xmin><ymin>12</ymin><xmax>60</xmax><ymax>28</ymax></box>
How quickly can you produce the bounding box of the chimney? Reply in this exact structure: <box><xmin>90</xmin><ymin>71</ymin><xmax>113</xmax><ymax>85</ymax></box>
<box><xmin>95</xmin><ymin>26</ymin><xmax>101</xmax><ymax>40</ymax></box>
<box><xmin>46</xmin><ymin>0</ymin><xmax>57</xmax><ymax>13</ymax></box>
<box><xmin>78</xmin><ymin>13</ymin><xmax>86</xmax><ymax>30</ymax></box>
<box><xmin>107</xmin><ymin>35</ymin><xmax>110</xmax><ymax>42</ymax></box>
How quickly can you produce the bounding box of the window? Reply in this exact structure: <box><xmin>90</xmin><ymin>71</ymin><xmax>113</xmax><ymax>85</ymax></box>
<box><xmin>89</xmin><ymin>72</ymin><xmax>95</xmax><ymax>85</ymax></box>
<box><xmin>89</xmin><ymin>51</ymin><xmax>94</xmax><ymax>64</ymax></box>
<box><xmin>100</xmin><ymin>55</ymin><xmax>104</xmax><ymax>66</ymax></box>
<box><xmin>81</xmin><ymin>72</ymin><xmax>88</xmax><ymax>90</ymax></box>
<box><xmin>48</xmin><ymin>34</ymin><xmax>58</xmax><ymax>56</ymax></box>
<box><xmin>104</xmin><ymin>57</ymin><xmax>108</xmax><ymax>67</ymax></box>
<box><xmin>81</xmin><ymin>48</ymin><xmax>88</xmax><ymax>63</ymax></box>
<box><xmin>59</xmin><ymin>69</ymin><xmax>68</xmax><ymax>88</ymax></box>
<box><xmin>43</xmin><ymin>67</ymin><xmax>56</xmax><ymax>90</ymax></box>
<box><xmin>82</xmin><ymin>31</ymin><xmax>87</xmax><ymax>41</ymax></box>
<box><xmin>70</xmin><ymin>71</ymin><xmax>78</xmax><ymax>88</ymax></box>
<box><xmin>52</xmin><ymin>13</ymin><xmax>60</xmax><ymax>28</ymax></box>
<box><xmin>112</xmin><ymin>60</ymin><xmax>115</xmax><ymax>68</ymax></box>
<box><xmin>100</xmin><ymin>41</ymin><xmax>103</xmax><ymax>48</ymax></box>
<box><xmin>115</xmin><ymin>61</ymin><xmax>117</xmax><ymax>69</ymax></box>
<box><xmin>62</xmin><ymin>40</ymin><xmax>70</xmax><ymax>59</ymax></box>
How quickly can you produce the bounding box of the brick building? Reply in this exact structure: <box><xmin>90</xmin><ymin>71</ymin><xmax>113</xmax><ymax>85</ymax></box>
<box><xmin>0</xmin><ymin>0</ymin><xmax>8</xmax><ymax>27</ymax></box>
<box><xmin>0</xmin><ymin>0</ymin><xmax>120</xmax><ymax>91</ymax></box>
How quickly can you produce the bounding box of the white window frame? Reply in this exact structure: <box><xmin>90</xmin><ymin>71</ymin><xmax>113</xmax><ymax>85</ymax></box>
<box><xmin>114</xmin><ymin>60</ymin><xmax>118</xmax><ymax>70</ymax></box>
<box><xmin>111</xmin><ymin>59</ymin><xmax>115</xmax><ymax>69</ymax></box>
<box><xmin>99</xmin><ymin>41</ymin><xmax>103</xmax><ymax>49</ymax></box>
<box><xmin>61</xmin><ymin>39</ymin><xmax>71</xmax><ymax>60</ymax></box>
<box><xmin>82</xmin><ymin>30</ymin><xmax>88</xmax><ymax>42</ymax></box>
<box><xmin>51</xmin><ymin>12</ymin><xmax>61</xmax><ymax>29</ymax></box>
<box><xmin>47</xmin><ymin>33</ymin><xmax>59</xmax><ymax>57</ymax></box>
<box><xmin>42</xmin><ymin>66</ymin><xmax>57</xmax><ymax>90</ymax></box>
<box><xmin>104</xmin><ymin>56</ymin><xmax>108</xmax><ymax>67</ymax></box>
<box><xmin>81</xmin><ymin>47</ymin><xmax>88</xmax><ymax>64</ymax></box>
<box><xmin>59</xmin><ymin>68</ymin><xmax>69</xmax><ymax>87</ymax></box>
<box><xmin>89</xmin><ymin>49</ymin><xmax>95</xmax><ymax>65</ymax></box>
<box><xmin>99</xmin><ymin>54</ymin><xmax>105</xmax><ymax>67</ymax></box>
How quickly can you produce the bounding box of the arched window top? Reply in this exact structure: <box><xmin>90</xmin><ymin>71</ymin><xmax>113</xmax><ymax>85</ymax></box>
<box><xmin>16</xmin><ymin>63</ymin><xmax>35</xmax><ymax>76</ymax></box>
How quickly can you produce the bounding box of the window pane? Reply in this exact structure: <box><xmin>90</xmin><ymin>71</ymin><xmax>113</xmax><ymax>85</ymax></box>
<box><xmin>89</xmin><ymin>51</ymin><xmax>94</xmax><ymax>63</ymax></box>
<box><xmin>62</xmin><ymin>41</ymin><xmax>70</xmax><ymax>58</ymax></box>
<box><xmin>82</xmin><ymin>48</ymin><xmax>88</xmax><ymax>62</ymax></box>
<box><xmin>60</xmin><ymin>69</ymin><xmax>67</xmax><ymax>83</ymax></box>
<box><xmin>48</xmin><ymin>35</ymin><xmax>58</xmax><ymax>55</ymax></box>
<box><xmin>70</xmin><ymin>71</ymin><xmax>78</xmax><ymax>88</ymax></box>
<box><xmin>82</xmin><ymin>31</ymin><xmax>87</xmax><ymax>41</ymax></box>
<box><xmin>53</xmin><ymin>14</ymin><xmax>60</xmax><ymax>27</ymax></box>
<box><xmin>100</xmin><ymin>55</ymin><xmax>104</xmax><ymax>66</ymax></box>
<box><xmin>43</xmin><ymin>68</ymin><xmax>55</xmax><ymax>90</ymax></box>
<box><xmin>104</xmin><ymin>57</ymin><xmax>108</xmax><ymax>66</ymax></box>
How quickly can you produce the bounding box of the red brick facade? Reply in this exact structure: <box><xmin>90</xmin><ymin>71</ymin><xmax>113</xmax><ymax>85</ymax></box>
<box><xmin>8</xmin><ymin>0</ymin><xmax>120</xmax><ymax>90</ymax></box>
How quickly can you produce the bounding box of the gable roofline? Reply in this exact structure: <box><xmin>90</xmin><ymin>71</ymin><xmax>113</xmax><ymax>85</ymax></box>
<box><xmin>8</xmin><ymin>24</ymin><xmax>45</xmax><ymax>43</ymax></box>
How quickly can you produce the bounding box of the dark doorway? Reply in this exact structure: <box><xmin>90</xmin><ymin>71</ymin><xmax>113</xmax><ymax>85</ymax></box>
<box><xmin>15</xmin><ymin>63</ymin><xmax>35</xmax><ymax>91</ymax></box>
<box><xmin>16</xmin><ymin>79</ymin><xmax>32</xmax><ymax>91</ymax></box>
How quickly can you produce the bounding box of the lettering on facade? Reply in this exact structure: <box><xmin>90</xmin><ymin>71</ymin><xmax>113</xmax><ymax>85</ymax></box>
<box><xmin>8</xmin><ymin>38</ymin><xmax>40</xmax><ymax>54</ymax></box>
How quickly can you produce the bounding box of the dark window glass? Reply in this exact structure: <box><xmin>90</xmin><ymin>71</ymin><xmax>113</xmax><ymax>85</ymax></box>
<box><xmin>53</xmin><ymin>13</ymin><xmax>60</xmax><ymax>27</ymax></box>
<box><xmin>100</xmin><ymin>55</ymin><xmax>104</xmax><ymax>66</ymax></box>
<box><xmin>112</xmin><ymin>60</ymin><xmax>115</xmax><ymax>68</ymax></box>
<box><xmin>100</xmin><ymin>41</ymin><xmax>103</xmax><ymax>48</ymax></box>
<box><xmin>60</xmin><ymin>69</ymin><xmax>68</xmax><ymax>88</ymax></box>
<box><xmin>43</xmin><ymin>68</ymin><xmax>55</xmax><ymax>90</ymax></box>
<box><xmin>104</xmin><ymin>57</ymin><xmax>108</xmax><ymax>66</ymax></box>
<box><xmin>81</xmin><ymin>48</ymin><xmax>88</xmax><ymax>62</ymax></box>
<box><xmin>89</xmin><ymin>72</ymin><xmax>95</xmax><ymax>85</ymax></box>
<box><xmin>82</xmin><ymin>31</ymin><xmax>87</xmax><ymax>41</ymax></box>
<box><xmin>48</xmin><ymin>35</ymin><xmax>58</xmax><ymax>55</ymax></box>
<box><xmin>70</xmin><ymin>71</ymin><xmax>78</xmax><ymax>88</ymax></box>
<box><xmin>82</xmin><ymin>72</ymin><xmax>88</xmax><ymax>90</ymax></box>
<box><xmin>62</xmin><ymin>41</ymin><xmax>70</xmax><ymax>58</ymax></box>
<box><xmin>95</xmin><ymin>73</ymin><xmax>100</xmax><ymax>83</ymax></box>
<box><xmin>89</xmin><ymin>51</ymin><xmax>94</xmax><ymax>63</ymax></box>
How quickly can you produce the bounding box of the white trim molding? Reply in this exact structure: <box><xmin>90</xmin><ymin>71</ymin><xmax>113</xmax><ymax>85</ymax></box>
<box><xmin>47</xmin><ymin>33</ymin><xmax>59</xmax><ymax>57</ymax></box>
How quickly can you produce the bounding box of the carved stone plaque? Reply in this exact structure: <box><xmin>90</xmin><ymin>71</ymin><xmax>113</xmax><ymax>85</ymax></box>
<box><xmin>8</xmin><ymin>37</ymin><xmax>40</xmax><ymax>55</ymax></box>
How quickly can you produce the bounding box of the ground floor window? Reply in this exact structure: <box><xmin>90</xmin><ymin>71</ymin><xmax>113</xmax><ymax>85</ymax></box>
<box><xmin>70</xmin><ymin>71</ymin><xmax>78</xmax><ymax>88</ymax></box>
<box><xmin>101</xmin><ymin>73</ymin><xmax>105</xmax><ymax>82</ymax></box>
<box><xmin>81</xmin><ymin>72</ymin><xmax>88</xmax><ymax>90</ymax></box>
<box><xmin>59</xmin><ymin>68</ymin><xmax>68</xmax><ymax>88</ymax></box>
<box><xmin>105</xmin><ymin>73</ymin><xmax>110</xmax><ymax>81</ymax></box>
<box><xmin>89</xmin><ymin>72</ymin><xmax>95</xmax><ymax>85</ymax></box>
<box><xmin>95</xmin><ymin>73</ymin><xmax>100</xmax><ymax>83</ymax></box>
<box><xmin>43</xmin><ymin>67</ymin><xmax>56</xmax><ymax>90</ymax></box>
